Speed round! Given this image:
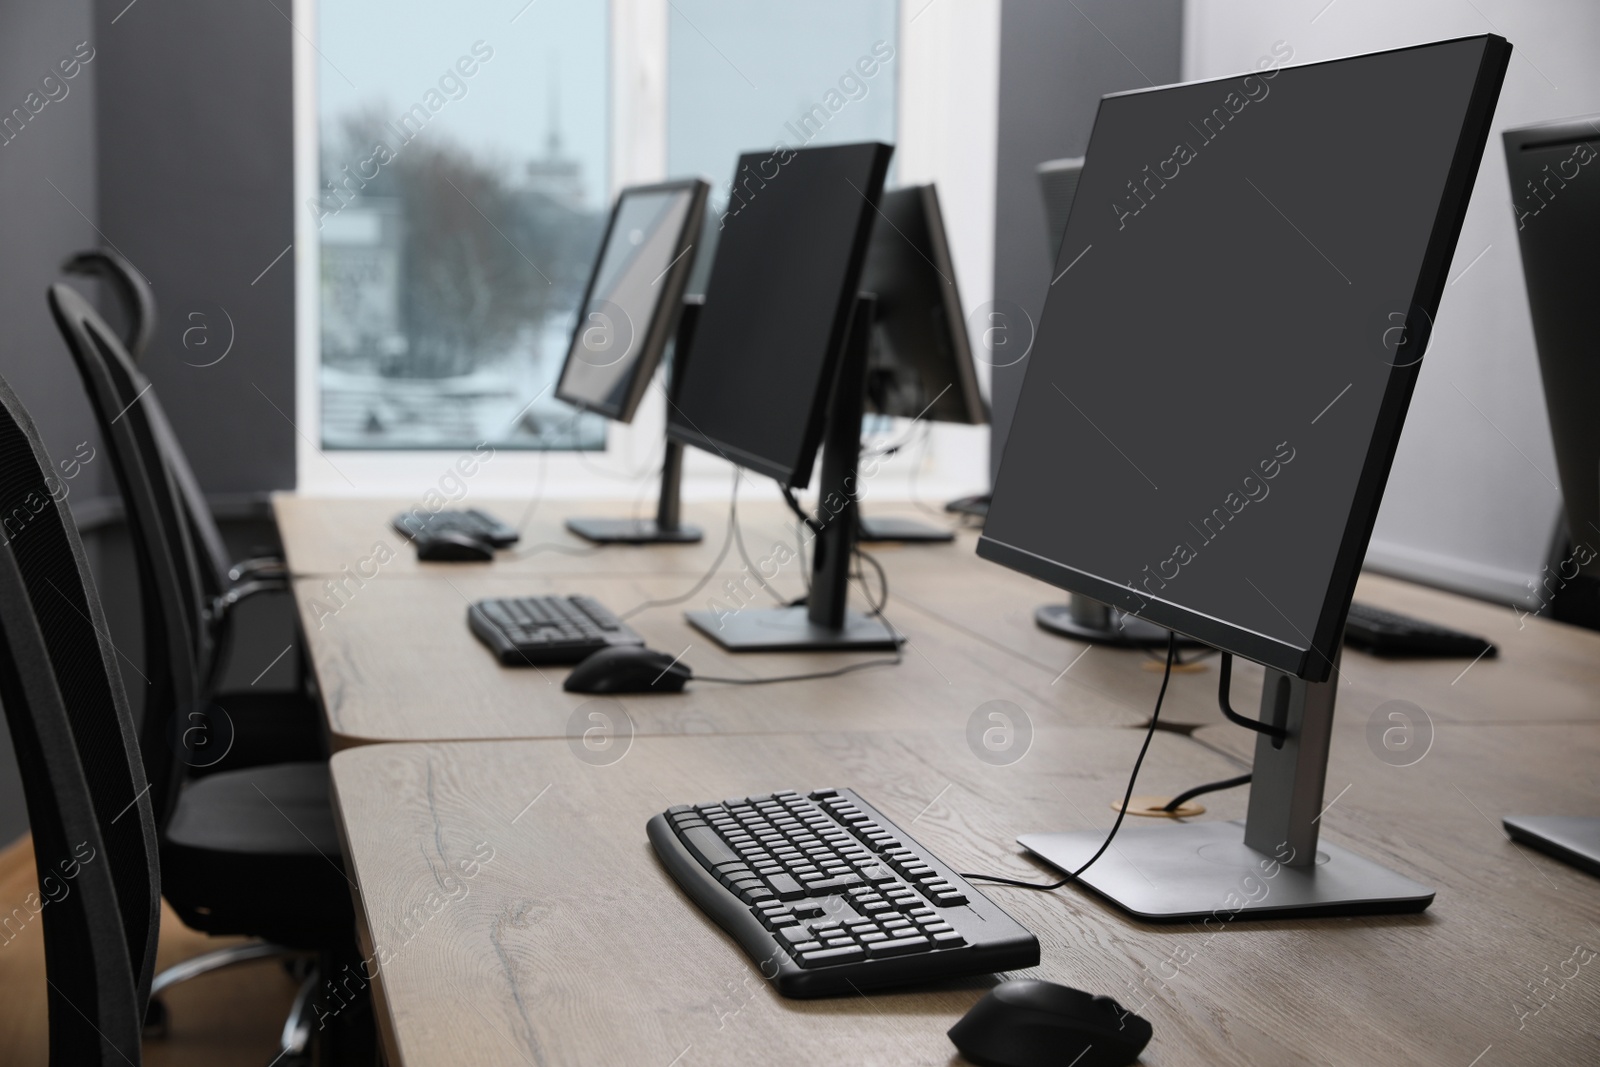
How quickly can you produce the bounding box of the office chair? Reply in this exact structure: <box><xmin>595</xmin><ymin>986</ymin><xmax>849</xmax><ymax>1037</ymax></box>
<box><xmin>0</xmin><ymin>369</ymin><xmax>159</xmax><ymax>1065</ymax></box>
<box><xmin>55</xmin><ymin>254</ymin><xmax>320</xmax><ymax>774</ymax></box>
<box><xmin>50</xmin><ymin>283</ymin><xmax>372</xmax><ymax>1064</ymax></box>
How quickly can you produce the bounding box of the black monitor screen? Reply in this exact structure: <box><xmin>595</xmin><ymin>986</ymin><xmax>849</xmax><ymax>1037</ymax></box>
<box><xmin>979</xmin><ymin>36</ymin><xmax>1508</xmax><ymax>680</ymax></box>
<box><xmin>556</xmin><ymin>180</ymin><xmax>705</xmax><ymax>422</ymax></box>
<box><xmin>860</xmin><ymin>185</ymin><xmax>986</xmax><ymax>426</ymax></box>
<box><xmin>667</xmin><ymin>142</ymin><xmax>893</xmax><ymax>485</ymax></box>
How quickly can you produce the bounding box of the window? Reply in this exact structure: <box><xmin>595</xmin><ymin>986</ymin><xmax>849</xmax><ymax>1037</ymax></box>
<box><xmin>313</xmin><ymin>0</ymin><xmax>609</xmax><ymax>451</ymax></box>
<box><xmin>295</xmin><ymin>0</ymin><xmax>998</xmax><ymax>498</ymax></box>
<box><xmin>666</xmin><ymin>1</ymin><xmax>900</xmax><ymax>294</ymax></box>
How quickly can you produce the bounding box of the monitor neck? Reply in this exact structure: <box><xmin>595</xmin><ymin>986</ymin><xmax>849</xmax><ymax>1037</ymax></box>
<box><xmin>1243</xmin><ymin>652</ymin><xmax>1340</xmax><ymax>866</ymax></box>
<box><xmin>807</xmin><ymin>293</ymin><xmax>876</xmax><ymax>630</ymax></box>
<box><xmin>655</xmin><ymin>296</ymin><xmax>704</xmax><ymax>533</ymax></box>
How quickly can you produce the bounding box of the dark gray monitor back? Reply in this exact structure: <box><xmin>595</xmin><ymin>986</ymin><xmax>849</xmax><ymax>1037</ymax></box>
<box><xmin>667</xmin><ymin>142</ymin><xmax>893</xmax><ymax>486</ymax></box>
<box><xmin>859</xmin><ymin>184</ymin><xmax>987</xmax><ymax>426</ymax></box>
<box><xmin>1505</xmin><ymin>117</ymin><xmax>1600</xmax><ymax>578</ymax></box>
<box><xmin>978</xmin><ymin>35</ymin><xmax>1510</xmax><ymax>681</ymax></box>
<box><xmin>1037</xmin><ymin>157</ymin><xmax>1085</xmax><ymax>265</ymax></box>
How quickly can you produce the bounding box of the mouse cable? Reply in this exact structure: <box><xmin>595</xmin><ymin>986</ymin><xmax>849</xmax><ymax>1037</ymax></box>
<box><xmin>959</xmin><ymin>632</ymin><xmax>1177</xmax><ymax>891</ymax></box>
<box><xmin>617</xmin><ymin>469</ymin><xmax>741</xmax><ymax>621</ymax></box>
<box><xmin>694</xmin><ymin>650</ymin><xmax>903</xmax><ymax>687</ymax></box>
<box><xmin>1161</xmin><ymin>773</ymin><xmax>1252</xmax><ymax>813</ymax></box>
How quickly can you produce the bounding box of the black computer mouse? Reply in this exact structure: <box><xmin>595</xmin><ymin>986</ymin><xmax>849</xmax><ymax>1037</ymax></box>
<box><xmin>563</xmin><ymin>646</ymin><xmax>691</xmax><ymax>694</ymax></box>
<box><xmin>948</xmin><ymin>979</ymin><xmax>1152</xmax><ymax>1067</ymax></box>
<box><xmin>414</xmin><ymin>530</ymin><xmax>494</xmax><ymax>562</ymax></box>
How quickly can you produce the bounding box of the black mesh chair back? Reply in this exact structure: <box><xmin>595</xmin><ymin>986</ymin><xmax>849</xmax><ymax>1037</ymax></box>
<box><xmin>61</xmin><ymin>248</ymin><xmax>158</xmax><ymax>361</ymax></box>
<box><xmin>0</xmin><ymin>370</ymin><xmax>159</xmax><ymax>1063</ymax></box>
<box><xmin>54</xmin><ymin>259</ymin><xmax>240</xmax><ymax>649</ymax></box>
<box><xmin>49</xmin><ymin>282</ymin><xmax>204</xmax><ymax>825</ymax></box>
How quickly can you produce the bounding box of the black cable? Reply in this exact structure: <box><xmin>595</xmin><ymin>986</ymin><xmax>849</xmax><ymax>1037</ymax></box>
<box><xmin>853</xmin><ymin>545</ymin><xmax>889</xmax><ymax>616</ymax></box>
<box><xmin>695</xmin><ymin>652</ymin><xmax>902</xmax><ymax>687</ymax></box>
<box><xmin>959</xmin><ymin>632</ymin><xmax>1177</xmax><ymax>891</ymax></box>
<box><xmin>1218</xmin><ymin>653</ymin><xmax>1289</xmax><ymax>741</ymax></box>
<box><xmin>1161</xmin><ymin>773</ymin><xmax>1252</xmax><ymax>813</ymax></box>
<box><xmin>618</xmin><ymin>470</ymin><xmax>740</xmax><ymax>621</ymax></box>
<box><xmin>733</xmin><ymin>500</ymin><xmax>790</xmax><ymax>607</ymax></box>
<box><xmin>781</xmin><ymin>484</ymin><xmax>823</xmax><ymax>535</ymax></box>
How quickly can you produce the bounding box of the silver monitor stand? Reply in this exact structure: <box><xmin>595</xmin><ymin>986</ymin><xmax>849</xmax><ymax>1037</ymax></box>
<box><xmin>1020</xmin><ymin>655</ymin><xmax>1435</xmax><ymax>920</ymax></box>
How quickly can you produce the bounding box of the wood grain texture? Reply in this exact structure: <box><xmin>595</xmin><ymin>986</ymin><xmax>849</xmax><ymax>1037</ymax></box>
<box><xmin>330</xmin><ymin>728</ymin><xmax>1600</xmax><ymax>1067</ymax></box>
<box><xmin>292</xmin><ymin>570</ymin><xmax>1192</xmax><ymax>746</ymax></box>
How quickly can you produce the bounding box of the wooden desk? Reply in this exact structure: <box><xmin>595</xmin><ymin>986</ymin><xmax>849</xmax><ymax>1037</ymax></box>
<box><xmin>273</xmin><ymin>494</ymin><xmax>1600</xmax><ymax>1065</ymax></box>
<box><xmin>330</xmin><ymin>727</ymin><xmax>1600</xmax><ymax>1067</ymax></box>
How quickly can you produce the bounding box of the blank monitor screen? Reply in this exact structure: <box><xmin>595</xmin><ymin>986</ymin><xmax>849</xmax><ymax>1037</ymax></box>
<box><xmin>556</xmin><ymin>180</ymin><xmax>705</xmax><ymax>422</ymax></box>
<box><xmin>978</xmin><ymin>36</ymin><xmax>1509</xmax><ymax>680</ymax></box>
<box><xmin>667</xmin><ymin>142</ymin><xmax>893</xmax><ymax>485</ymax></box>
<box><xmin>859</xmin><ymin>185</ymin><xmax>986</xmax><ymax>425</ymax></box>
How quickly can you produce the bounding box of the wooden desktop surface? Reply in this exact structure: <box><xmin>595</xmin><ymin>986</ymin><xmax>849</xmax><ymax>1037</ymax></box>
<box><xmin>276</xmin><ymin>494</ymin><xmax>1600</xmax><ymax>1065</ymax></box>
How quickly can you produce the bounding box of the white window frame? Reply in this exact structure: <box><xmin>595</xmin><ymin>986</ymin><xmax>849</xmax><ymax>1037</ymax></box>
<box><xmin>292</xmin><ymin>0</ymin><xmax>999</xmax><ymax>502</ymax></box>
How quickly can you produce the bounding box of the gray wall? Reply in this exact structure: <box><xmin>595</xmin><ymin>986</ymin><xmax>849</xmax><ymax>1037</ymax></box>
<box><xmin>93</xmin><ymin>0</ymin><xmax>297</xmax><ymax>494</ymax></box>
<box><xmin>989</xmin><ymin>0</ymin><xmax>1185</xmax><ymax>482</ymax></box>
<box><xmin>1183</xmin><ymin>0</ymin><xmax>1600</xmax><ymax>608</ymax></box>
<box><xmin>0</xmin><ymin>4</ymin><xmax>298</xmax><ymax>848</ymax></box>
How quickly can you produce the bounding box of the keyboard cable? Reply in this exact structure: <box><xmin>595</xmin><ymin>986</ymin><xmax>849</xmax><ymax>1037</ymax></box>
<box><xmin>959</xmin><ymin>632</ymin><xmax>1178</xmax><ymax>891</ymax></box>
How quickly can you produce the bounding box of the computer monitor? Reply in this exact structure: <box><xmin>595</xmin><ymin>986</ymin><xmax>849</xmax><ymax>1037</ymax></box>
<box><xmin>979</xmin><ymin>36</ymin><xmax>1509</xmax><ymax>919</ymax></box>
<box><xmin>557</xmin><ymin>179</ymin><xmax>709</xmax><ymax>544</ymax></box>
<box><xmin>1501</xmin><ymin>115</ymin><xmax>1600</xmax><ymax>879</ymax></box>
<box><xmin>854</xmin><ymin>183</ymin><xmax>986</xmax><ymax>543</ymax></box>
<box><xmin>1037</xmin><ymin>156</ymin><xmax>1085</xmax><ymax>265</ymax></box>
<box><xmin>669</xmin><ymin>141</ymin><xmax>898</xmax><ymax>651</ymax></box>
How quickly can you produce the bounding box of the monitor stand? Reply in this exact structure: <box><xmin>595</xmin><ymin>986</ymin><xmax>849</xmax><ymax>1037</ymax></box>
<box><xmin>857</xmin><ymin>514</ymin><xmax>954</xmax><ymax>543</ymax></box>
<box><xmin>565</xmin><ymin>439</ymin><xmax>703</xmax><ymax>544</ymax></box>
<box><xmin>687</xmin><ymin>295</ymin><xmax>904</xmax><ymax>653</ymax></box>
<box><xmin>1036</xmin><ymin>596</ymin><xmax>1203</xmax><ymax>650</ymax></box>
<box><xmin>567</xmin><ymin>298</ymin><xmax>705</xmax><ymax>546</ymax></box>
<box><xmin>1019</xmin><ymin>655</ymin><xmax>1435</xmax><ymax>920</ymax></box>
<box><xmin>1503</xmin><ymin>816</ymin><xmax>1600</xmax><ymax>878</ymax></box>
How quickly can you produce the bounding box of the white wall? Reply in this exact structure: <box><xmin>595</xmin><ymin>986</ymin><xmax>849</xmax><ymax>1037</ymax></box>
<box><xmin>1184</xmin><ymin>0</ymin><xmax>1600</xmax><ymax>607</ymax></box>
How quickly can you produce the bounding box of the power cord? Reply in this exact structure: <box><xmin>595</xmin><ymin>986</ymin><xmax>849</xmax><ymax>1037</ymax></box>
<box><xmin>1161</xmin><ymin>773</ymin><xmax>1252</xmax><ymax>813</ymax></box>
<box><xmin>1217</xmin><ymin>653</ymin><xmax>1289</xmax><ymax>741</ymax></box>
<box><xmin>958</xmin><ymin>632</ymin><xmax>1177</xmax><ymax>891</ymax></box>
<box><xmin>618</xmin><ymin>469</ymin><xmax>741</xmax><ymax>621</ymax></box>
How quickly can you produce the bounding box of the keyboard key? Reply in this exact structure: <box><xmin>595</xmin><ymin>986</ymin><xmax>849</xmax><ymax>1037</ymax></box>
<box><xmin>766</xmin><ymin>874</ymin><xmax>806</xmax><ymax>900</ymax></box>
<box><xmin>865</xmin><ymin>935</ymin><xmax>932</xmax><ymax>958</ymax></box>
<box><xmin>807</xmin><ymin>874</ymin><xmax>863</xmax><ymax>893</ymax></box>
<box><xmin>680</xmin><ymin>827</ymin><xmax>740</xmax><ymax>868</ymax></box>
<box><xmin>798</xmin><ymin>946</ymin><xmax>866</xmax><ymax>967</ymax></box>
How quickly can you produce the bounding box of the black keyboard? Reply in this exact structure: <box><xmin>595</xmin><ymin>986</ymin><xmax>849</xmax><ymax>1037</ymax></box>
<box><xmin>648</xmin><ymin>788</ymin><xmax>1039</xmax><ymax>998</ymax></box>
<box><xmin>392</xmin><ymin>507</ymin><xmax>520</xmax><ymax>547</ymax></box>
<box><xmin>468</xmin><ymin>595</ymin><xmax>643</xmax><ymax>665</ymax></box>
<box><xmin>1344</xmin><ymin>601</ymin><xmax>1497</xmax><ymax>659</ymax></box>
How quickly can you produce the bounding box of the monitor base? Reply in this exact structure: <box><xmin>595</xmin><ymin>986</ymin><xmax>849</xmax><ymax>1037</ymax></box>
<box><xmin>857</xmin><ymin>515</ymin><xmax>954</xmax><ymax>543</ymax></box>
<box><xmin>685</xmin><ymin>605</ymin><xmax>903</xmax><ymax>653</ymax></box>
<box><xmin>1019</xmin><ymin>819</ymin><xmax>1434</xmax><ymax>921</ymax></box>
<box><xmin>944</xmin><ymin>492</ymin><xmax>989</xmax><ymax>519</ymax></box>
<box><xmin>1503</xmin><ymin>815</ymin><xmax>1600</xmax><ymax>878</ymax></box>
<box><xmin>565</xmin><ymin>517</ymin><xmax>703</xmax><ymax>544</ymax></box>
<box><xmin>1035</xmin><ymin>599</ymin><xmax>1204</xmax><ymax>649</ymax></box>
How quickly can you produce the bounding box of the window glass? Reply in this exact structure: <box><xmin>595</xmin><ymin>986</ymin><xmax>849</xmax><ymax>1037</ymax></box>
<box><xmin>666</xmin><ymin>1</ymin><xmax>900</xmax><ymax>293</ymax></box>
<box><xmin>315</xmin><ymin>0</ymin><xmax>609</xmax><ymax>449</ymax></box>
